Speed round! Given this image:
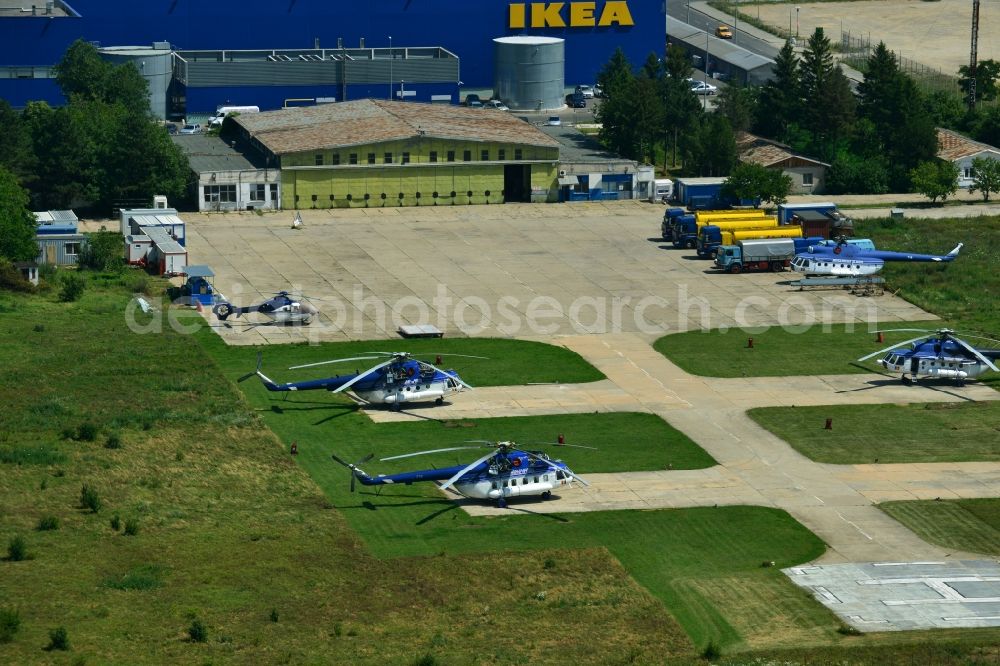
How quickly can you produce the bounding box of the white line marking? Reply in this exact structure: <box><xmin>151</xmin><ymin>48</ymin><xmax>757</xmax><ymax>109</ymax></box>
<box><xmin>837</xmin><ymin>512</ymin><xmax>873</xmax><ymax>540</ymax></box>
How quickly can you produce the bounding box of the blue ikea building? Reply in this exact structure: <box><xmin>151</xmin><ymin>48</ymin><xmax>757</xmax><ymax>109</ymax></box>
<box><xmin>0</xmin><ymin>1</ymin><xmax>663</xmax><ymax>115</ymax></box>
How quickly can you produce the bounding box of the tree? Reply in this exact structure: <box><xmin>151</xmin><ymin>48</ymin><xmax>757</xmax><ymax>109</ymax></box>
<box><xmin>661</xmin><ymin>44</ymin><xmax>702</xmax><ymax>169</ymax></box>
<box><xmin>0</xmin><ymin>167</ymin><xmax>38</xmax><ymax>263</ymax></box>
<box><xmin>683</xmin><ymin>115</ymin><xmax>737</xmax><ymax>177</ymax></box>
<box><xmin>972</xmin><ymin>104</ymin><xmax>1000</xmax><ymax>147</ymax></box>
<box><xmin>968</xmin><ymin>157</ymin><xmax>1000</xmax><ymax>201</ymax></box>
<box><xmin>714</xmin><ymin>84</ymin><xmax>756</xmax><ymax>133</ymax></box>
<box><xmin>857</xmin><ymin>43</ymin><xmax>937</xmax><ymax>190</ymax></box>
<box><xmin>0</xmin><ymin>100</ymin><xmax>35</xmax><ymax>184</ymax></box>
<box><xmin>755</xmin><ymin>40</ymin><xmax>800</xmax><ymax>140</ymax></box>
<box><xmin>799</xmin><ymin>28</ymin><xmax>855</xmax><ymax>151</ymax></box>
<box><xmin>826</xmin><ymin>151</ymin><xmax>890</xmax><ymax>195</ymax></box>
<box><xmin>923</xmin><ymin>90</ymin><xmax>967</xmax><ymax>129</ymax></box>
<box><xmin>721</xmin><ymin>162</ymin><xmax>791</xmax><ymax>206</ymax></box>
<box><xmin>909</xmin><ymin>159</ymin><xmax>959</xmax><ymax>203</ymax></box>
<box><xmin>959</xmin><ymin>59</ymin><xmax>1000</xmax><ymax>105</ymax></box>
<box><xmin>596</xmin><ymin>47</ymin><xmax>634</xmax><ymax>102</ymax></box>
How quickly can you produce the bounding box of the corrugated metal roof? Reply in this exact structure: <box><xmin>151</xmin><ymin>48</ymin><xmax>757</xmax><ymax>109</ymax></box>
<box><xmin>235</xmin><ymin>99</ymin><xmax>561</xmax><ymax>155</ymax></box>
<box><xmin>667</xmin><ymin>18</ymin><xmax>774</xmax><ymax>72</ymax></box>
<box><xmin>185</xmin><ymin>265</ymin><xmax>215</xmax><ymax>278</ymax></box>
<box><xmin>171</xmin><ymin>134</ymin><xmax>269</xmax><ymax>172</ymax></box>
<box><xmin>937</xmin><ymin>127</ymin><xmax>1000</xmax><ymax>161</ymax></box>
<box><xmin>132</xmin><ymin>214</ymin><xmax>185</xmax><ymax>227</ymax></box>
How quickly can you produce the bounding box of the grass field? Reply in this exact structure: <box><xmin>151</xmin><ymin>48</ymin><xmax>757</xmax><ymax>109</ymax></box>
<box><xmin>747</xmin><ymin>401</ymin><xmax>1000</xmax><ymax>464</ymax></box>
<box><xmin>881</xmin><ymin>499</ymin><xmax>1000</xmax><ymax>556</ymax></box>
<box><xmin>0</xmin><ymin>279</ymin><xmax>837</xmax><ymax>662</ymax></box>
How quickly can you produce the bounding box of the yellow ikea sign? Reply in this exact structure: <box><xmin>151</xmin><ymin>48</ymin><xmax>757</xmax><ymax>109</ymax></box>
<box><xmin>508</xmin><ymin>2</ymin><xmax>635</xmax><ymax>28</ymax></box>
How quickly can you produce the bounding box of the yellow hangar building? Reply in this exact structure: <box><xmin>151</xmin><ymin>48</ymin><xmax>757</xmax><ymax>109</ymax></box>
<box><xmin>232</xmin><ymin>99</ymin><xmax>561</xmax><ymax>209</ymax></box>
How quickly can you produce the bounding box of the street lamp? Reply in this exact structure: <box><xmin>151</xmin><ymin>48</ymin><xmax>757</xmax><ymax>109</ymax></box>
<box><xmin>796</xmin><ymin>6</ymin><xmax>800</xmax><ymax>39</ymax></box>
<box><xmin>399</xmin><ymin>79</ymin><xmax>405</xmax><ymax>100</ymax></box>
<box><xmin>686</xmin><ymin>0</ymin><xmax>690</xmax><ymax>24</ymax></box>
<box><xmin>388</xmin><ymin>35</ymin><xmax>392</xmax><ymax>100</ymax></box>
<box><xmin>704</xmin><ymin>31</ymin><xmax>709</xmax><ymax>111</ymax></box>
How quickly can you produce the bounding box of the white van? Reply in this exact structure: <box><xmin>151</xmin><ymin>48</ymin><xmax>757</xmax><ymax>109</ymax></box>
<box><xmin>649</xmin><ymin>178</ymin><xmax>673</xmax><ymax>204</ymax></box>
<box><xmin>208</xmin><ymin>105</ymin><xmax>260</xmax><ymax>126</ymax></box>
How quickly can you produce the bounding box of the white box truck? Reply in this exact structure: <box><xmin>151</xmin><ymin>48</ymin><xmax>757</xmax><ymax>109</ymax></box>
<box><xmin>648</xmin><ymin>178</ymin><xmax>673</xmax><ymax>204</ymax></box>
<box><xmin>208</xmin><ymin>105</ymin><xmax>260</xmax><ymax>126</ymax></box>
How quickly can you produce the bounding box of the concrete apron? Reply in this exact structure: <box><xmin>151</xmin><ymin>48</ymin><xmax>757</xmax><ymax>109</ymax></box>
<box><xmin>368</xmin><ymin>332</ymin><xmax>1000</xmax><ymax>564</ymax></box>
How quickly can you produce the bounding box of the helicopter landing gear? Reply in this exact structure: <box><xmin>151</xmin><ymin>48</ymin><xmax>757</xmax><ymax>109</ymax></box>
<box><xmin>902</xmin><ymin>375</ymin><xmax>916</xmax><ymax>386</ymax></box>
<box><xmin>390</xmin><ymin>402</ymin><xmax>403</xmax><ymax>411</ymax></box>
<box><xmin>497</xmin><ymin>497</ymin><xmax>507</xmax><ymax>509</ymax></box>
<box><xmin>541</xmin><ymin>491</ymin><xmax>552</xmax><ymax>500</ymax></box>
<box><xmin>435</xmin><ymin>397</ymin><xmax>444</xmax><ymax>405</ymax></box>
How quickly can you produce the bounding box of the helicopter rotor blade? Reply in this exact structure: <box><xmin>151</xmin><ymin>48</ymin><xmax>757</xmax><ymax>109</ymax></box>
<box><xmin>856</xmin><ymin>334</ymin><xmax>930</xmax><ymax>362</ymax></box>
<box><xmin>330</xmin><ymin>452</ymin><xmax>374</xmax><ymax>493</ymax></box>
<box><xmin>524</xmin><ymin>450</ymin><xmax>590</xmax><ymax>487</ymax></box>
<box><xmin>415</xmin><ymin>359</ymin><xmax>473</xmax><ymax>390</ymax></box>
<box><xmin>950</xmin><ymin>336</ymin><xmax>1000</xmax><ymax>373</ymax></box>
<box><xmin>289</xmin><ymin>356</ymin><xmax>382</xmax><ymax>370</ymax></box>
<box><xmin>380</xmin><ymin>446</ymin><xmax>485</xmax><ymax>461</ymax></box>
<box><xmin>439</xmin><ymin>448</ymin><xmax>499</xmax><ymax>492</ymax></box>
<box><xmin>332</xmin><ymin>359</ymin><xmax>395</xmax><ymax>394</ymax></box>
<box><xmin>237</xmin><ymin>351</ymin><xmax>264</xmax><ymax>382</ymax></box>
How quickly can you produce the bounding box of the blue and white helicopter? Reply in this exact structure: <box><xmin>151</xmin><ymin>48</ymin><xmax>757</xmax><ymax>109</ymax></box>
<box><xmin>858</xmin><ymin>328</ymin><xmax>1000</xmax><ymax>384</ymax></box>
<box><xmin>331</xmin><ymin>440</ymin><xmax>592</xmax><ymax>508</ymax></box>
<box><xmin>213</xmin><ymin>291</ymin><xmax>318</xmax><ymax>325</ymax></box>
<box><xmin>790</xmin><ymin>240</ymin><xmax>963</xmax><ymax>277</ymax></box>
<box><xmin>239</xmin><ymin>351</ymin><xmax>479</xmax><ymax>409</ymax></box>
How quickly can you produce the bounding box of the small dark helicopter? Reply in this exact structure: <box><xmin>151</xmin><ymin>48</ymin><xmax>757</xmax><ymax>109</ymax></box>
<box><xmin>857</xmin><ymin>328</ymin><xmax>1000</xmax><ymax>384</ymax></box>
<box><xmin>240</xmin><ymin>351</ymin><xmax>480</xmax><ymax>409</ymax></box>
<box><xmin>212</xmin><ymin>291</ymin><xmax>318</xmax><ymax>325</ymax></box>
<box><xmin>331</xmin><ymin>440</ymin><xmax>593</xmax><ymax>508</ymax></box>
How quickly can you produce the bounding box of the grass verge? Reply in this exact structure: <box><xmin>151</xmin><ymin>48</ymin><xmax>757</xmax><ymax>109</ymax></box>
<box><xmin>881</xmin><ymin>499</ymin><xmax>1000</xmax><ymax>556</ymax></box>
<box><xmin>747</xmin><ymin>402</ymin><xmax>1000</xmax><ymax>464</ymax></box>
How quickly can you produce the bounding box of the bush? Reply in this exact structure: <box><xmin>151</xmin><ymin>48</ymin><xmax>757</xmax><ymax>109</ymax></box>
<box><xmin>78</xmin><ymin>231</ymin><xmax>124</xmax><ymax>272</ymax></box>
<box><xmin>46</xmin><ymin>626</ymin><xmax>69</xmax><ymax>651</ymax></box>
<box><xmin>36</xmin><ymin>516</ymin><xmax>59</xmax><ymax>531</ymax></box>
<box><xmin>0</xmin><ymin>259</ymin><xmax>36</xmax><ymax>294</ymax></box>
<box><xmin>59</xmin><ymin>273</ymin><xmax>86</xmax><ymax>302</ymax></box>
<box><xmin>7</xmin><ymin>535</ymin><xmax>26</xmax><ymax>561</ymax></box>
<box><xmin>0</xmin><ymin>608</ymin><xmax>20</xmax><ymax>643</ymax></box>
<box><xmin>104</xmin><ymin>432</ymin><xmax>122</xmax><ymax>450</ymax></box>
<box><xmin>123</xmin><ymin>518</ymin><xmax>139</xmax><ymax>536</ymax></box>
<box><xmin>269</xmin><ymin>608</ymin><xmax>279</xmax><ymax>623</ymax></box>
<box><xmin>188</xmin><ymin>618</ymin><xmax>207</xmax><ymax>643</ymax></box>
<box><xmin>76</xmin><ymin>422</ymin><xmax>97</xmax><ymax>442</ymax></box>
<box><xmin>80</xmin><ymin>484</ymin><xmax>101</xmax><ymax>513</ymax></box>
<box><xmin>109</xmin><ymin>514</ymin><xmax>121</xmax><ymax>531</ymax></box>
<box><xmin>701</xmin><ymin>640</ymin><xmax>721</xmax><ymax>661</ymax></box>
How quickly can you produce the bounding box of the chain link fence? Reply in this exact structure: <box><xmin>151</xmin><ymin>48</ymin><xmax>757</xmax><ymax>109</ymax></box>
<box><xmin>840</xmin><ymin>30</ymin><xmax>961</xmax><ymax>96</ymax></box>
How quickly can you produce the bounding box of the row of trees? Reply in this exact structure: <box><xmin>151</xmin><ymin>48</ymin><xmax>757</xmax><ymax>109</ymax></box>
<box><xmin>593</xmin><ymin>28</ymin><xmax>1000</xmax><ymax>197</ymax></box>
<box><xmin>0</xmin><ymin>40</ymin><xmax>189</xmax><ymax>214</ymax></box>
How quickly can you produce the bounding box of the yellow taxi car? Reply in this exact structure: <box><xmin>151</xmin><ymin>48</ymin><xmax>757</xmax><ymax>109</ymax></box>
<box><xmin>715</xmin><ymin>24</ymin><xmax>733</xmax><ymax>39</ymax></box>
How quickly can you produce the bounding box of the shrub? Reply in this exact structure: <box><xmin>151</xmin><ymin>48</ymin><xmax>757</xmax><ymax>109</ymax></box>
<box><xmin>7</xmin><ymin>535</ymin><xmax>26</xmax><ymax>561</ymax></box>
<box><xmin>76</xmin><ymin>422</ymin><xmax>97</xmax><ymax>442</ymax></box>
<box><xmin>269</xmin><ymin>608</ymin><xmax>279</xmax><ymax>623</ymax></box>
<box><xmin>80</xmin><ymin>484</ymin><xmax>101</xmax><ymax>513</ymax></box>
<box><xmin>0</xmin><ymin>608</ymin><xmax>20</xmax><ymax>643</ymax></box>
<box><xmin>701</xmin><ymin>640</ymin><xmax>721</xmax><ymax>661</ymax></box>
<box><xmin>46</xmin><ymin>626</ymin><xmax>69</xmax><ymax>651</ymax></box>
<box><xmin>104</xmin><ymin>432</ymin><xmax>122</xmax><ymax>450</ymax></box>
<box><xmin>188</xmin><ymin>618</ymin><xmax>207</xmax><ymax>643</ymax></box>
<box><xmin>33</xmin><ymin>323</ymin><xmax>45</xmax><ymax>332</ymax></box>
<box><xmin>59</xmin><ymin>273</ymin><xmax>86</xmax><ymax>302</ymax></box>
<box><xmin>109</xmin><ymin>514</ymin><xmax>121</xmax><ymax>531</ymax></box>
<box><xmin>36</xmin><ymin>516</ymin><xmax>59</xmax><ymax>531</ymax></box>
<box><xmin>123</xmin><ymin>518</ymin><xmax>139</xmax><ymax>536</ymax></box>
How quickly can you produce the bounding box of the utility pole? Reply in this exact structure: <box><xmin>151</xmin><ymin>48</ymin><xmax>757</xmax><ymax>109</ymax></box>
<box><xmin>969</xmin><ymin>0</ymin><xmax>980</xmax><ymax>109</ymax></box>
<box><xmin>388</xmin><ymin>35</ymin><xmax>393</xmax><ymax>101</ymax></box>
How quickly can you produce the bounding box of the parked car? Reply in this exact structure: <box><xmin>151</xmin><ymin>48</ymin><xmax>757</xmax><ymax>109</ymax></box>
<box><xmin>165</xmin><ymin>124</ymin><xmax>178</xmax><ymax>135</ymax></box>
<box><xmin>593</xmin><ymin>84</ymin><xmax>604</xmax><ymax>98</ymax></box>
<box><xmin>567</xmin><ymin>92</ymin><xmax>586</xmax><ymax>108</ymax></box>
<box><xmin>689</xmin><ymin>80</ymin><xmax>718</xmax><ymax>95</ymax></box>
<box><xmin>715</xmin><ymin>24</ymin><xmax>733</xmax><ymax>39</ymax></box>
<box><xmin>575</xmin><ymin>84</ymin><xmax>595</xmax><ymax>99</ymax></box>
<box><xmin>179</xmin><ymin>123</ymin><xmax>202</xmax><ymax>134</ymax></box>
<box><xmin>464</xmin><ymin>93</ymin><xmax>482</xmax><ymax>107</ymax></box>
<box><xmin>485</xmin><ymin>99</ymin><xmax>509</xmax><ymax>111</ymax></box>
<box><xmin>547</xmin><ymin>116</ymin><xmax>561</xmax><ymax>126</ymax></box>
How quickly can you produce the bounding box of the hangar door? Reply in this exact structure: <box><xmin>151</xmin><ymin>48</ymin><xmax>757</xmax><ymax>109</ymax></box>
<box><xmin>503</xmin><ymin>165</ymin><xmax>531</xmax><ymax>203</ymax></box>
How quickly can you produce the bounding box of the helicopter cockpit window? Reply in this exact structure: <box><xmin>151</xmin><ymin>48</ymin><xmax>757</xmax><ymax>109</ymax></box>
<box><xmin>556</xmin><ymin>471</ymin><xmax>565</xmax><ymax>480</ymax></box>
<box><xmin>491</xmin><ymin>481</ymin><xmax>498</xmax><ymax>490</ymax></box>
<box><xmin>543</xmin><ymin>474</ymin><xmax>549</xmax><ymax>482</ymax></box>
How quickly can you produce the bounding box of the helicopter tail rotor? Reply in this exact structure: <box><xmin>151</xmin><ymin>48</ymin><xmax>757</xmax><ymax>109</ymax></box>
<box><xmin>331</xmin><ymin>452</ymin><xmax>375</xmax><ymax>492</ymax></box>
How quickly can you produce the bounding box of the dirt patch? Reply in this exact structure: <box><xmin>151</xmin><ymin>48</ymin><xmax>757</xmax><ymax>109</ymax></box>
<box><xmin>755</xmin><ymin>0</ymin><xmax>998</xmax><ymax>76</ymax></box>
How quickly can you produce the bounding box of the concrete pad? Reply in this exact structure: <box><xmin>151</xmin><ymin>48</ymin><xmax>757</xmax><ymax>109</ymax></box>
<box><xmin>785</xmin><ymin>561</ymin><xmax>1000</xmax><ymax>632</ymax></box>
